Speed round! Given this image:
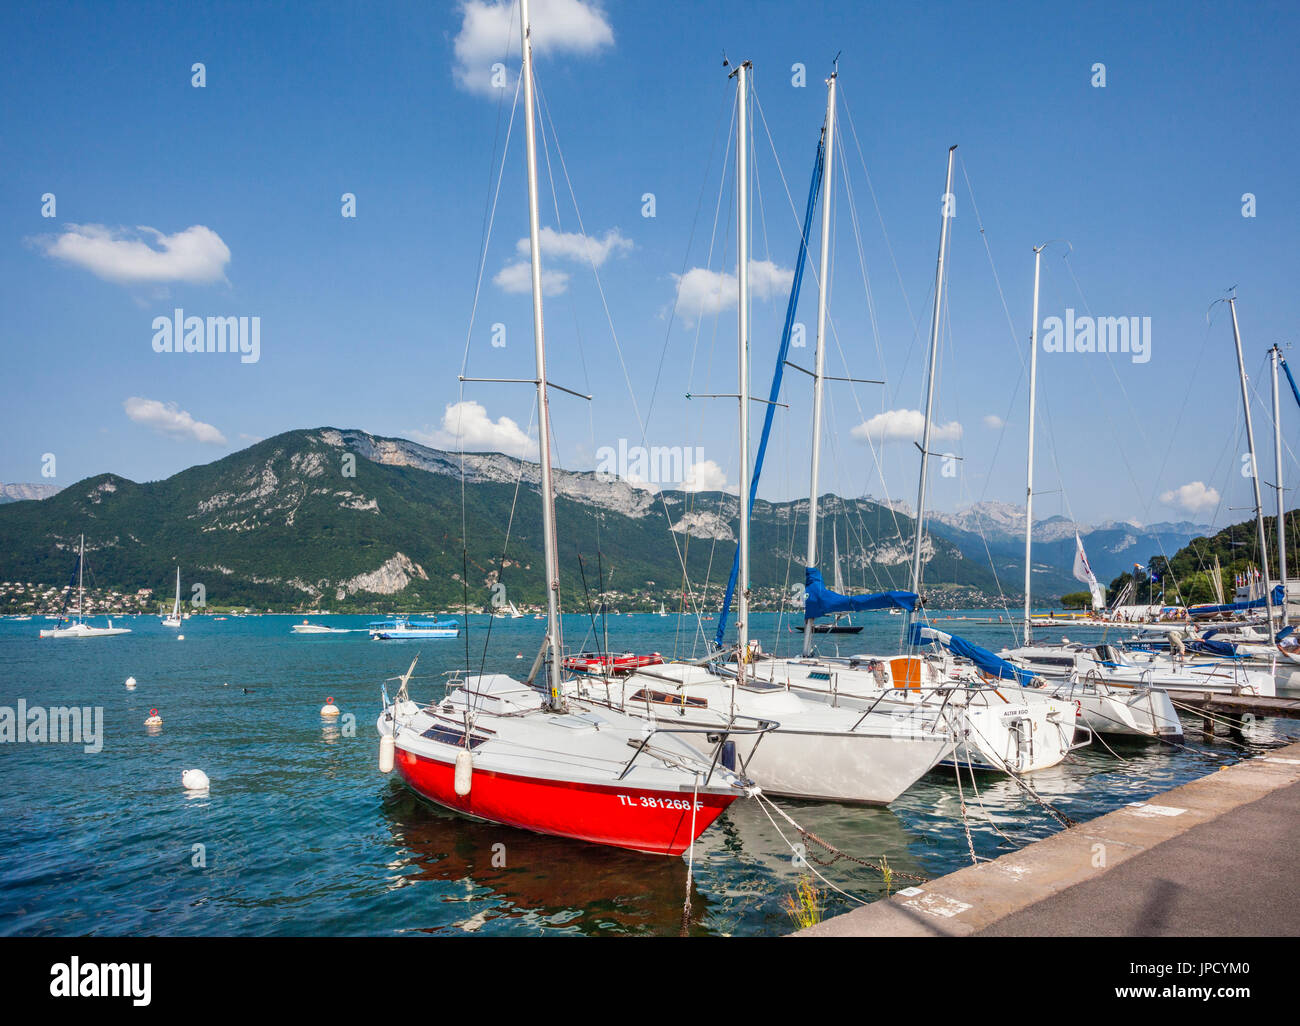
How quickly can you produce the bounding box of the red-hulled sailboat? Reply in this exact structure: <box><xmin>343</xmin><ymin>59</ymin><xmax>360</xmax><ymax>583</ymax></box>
<box><xmin>376</xmin><ymin>0</ymin><xmax>754</xmax><ymax>855</ymax></box>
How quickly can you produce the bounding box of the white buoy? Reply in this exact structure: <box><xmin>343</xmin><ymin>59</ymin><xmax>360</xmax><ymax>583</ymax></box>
<box><xmin>182</xmin><ymin>769</ymin><xmax>209</xmax><ymax>791</ymax></box>
<box><xmin>321</xmin><ymin>697</ymin><xmax>340</xmax><ymax>717</ymax></box>
<box><xmin>454</xmin><ymin>750</ymin><xmax>473</xmax><ymax>796</ymax></box>
<box><xmin>378</xmin><ymin>734</ymin><xmax>395</xmax><ymax>774</ymax></box>
<box><xmin>177</xmin><ymin>634</ymin><xmax>185</xmax><ymax>641</ymax></box>
<box><xmin>125</xmin><ymin>676</ymin><xmax>137</xmax><ymax>690</ymax></box>
<box><xmin>145</xmin><ymin>709</ymin><xmax>163</xmax><ymax>726</ymax></box>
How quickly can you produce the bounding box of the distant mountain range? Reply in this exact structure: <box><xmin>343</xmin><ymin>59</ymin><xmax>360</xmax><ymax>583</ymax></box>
<box><xmin>923</xmin><ymin>501</ymin><xmax>1211</xmax><ymax>585</ymax></box>
<box><xmin>0</xmin><ymin>430</ymin><xmax>1202</xmax><ymax>610</ymax></box>
<box><xmin>0</xmin><ymin>482</ymin><xmax>61</xmax><ymax>504</ymax></box>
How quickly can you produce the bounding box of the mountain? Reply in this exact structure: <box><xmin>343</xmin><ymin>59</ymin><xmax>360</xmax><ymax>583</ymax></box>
<box><xmin>1108</xmin><ymin>511</ymin><xmax>1298</xmax><ymax>606</ymax></box>
<box><xmin>925</xmin><ymin>501</ymin><xmax>1211</xmax><ymax>585</ymax></box>
<box><xmin>0</xmin><ymin>483</ymin><xmax>61</xmax><ymax>504</ymax></box>
<box><xmin>0</xmin><ymin>428</ymin><xmax>1051</xmax><ymax>612</ymax></box>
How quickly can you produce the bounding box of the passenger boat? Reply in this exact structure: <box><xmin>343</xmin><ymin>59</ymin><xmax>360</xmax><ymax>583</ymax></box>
<box><xmin>369</xmin><ymin>617</ymin><xmax>459</xmax><ymax>640</ymax></box>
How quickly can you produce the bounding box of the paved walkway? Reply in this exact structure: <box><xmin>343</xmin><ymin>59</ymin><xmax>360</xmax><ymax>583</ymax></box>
<box><xmin>799</xmin><ymin>743</ymin><xmax>1300</xmax><ymax>937</ymax></box>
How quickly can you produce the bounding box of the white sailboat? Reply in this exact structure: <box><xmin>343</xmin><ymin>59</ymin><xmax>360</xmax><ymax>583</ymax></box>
<box><xmin>377</xmin><ymin>0</ymin><xmax>753</xmax><ymax>855</ymax></box>
<box><xmin>997</xmin><ymin>245</ymin><xmax>1183</xmax><ymax>736</ymax></box>
<box><xmin>161</xmin><ymin>566</ymin><xmax>182</xmax><ymax>627</ymax></box>
<box><xmin>38</xmin><ymin>535</ymin><xmax>131</xmax><ymax>639</ymax></box>
<box><xmin>573</xmin><ymin>65</ymin><xmax>952</xmax><ymax>805</ymax></box>
<box><xmin>778</xmin><ymin>125</ymin><xmax>1076</xmax><ymax>772</ymax></box>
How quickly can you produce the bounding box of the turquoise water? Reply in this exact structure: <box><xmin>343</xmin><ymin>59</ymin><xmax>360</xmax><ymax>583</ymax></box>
<box><xmin>1</xmin><ymin>611</ymin><xmax>1295</xmax><ymax>936</ymax></box>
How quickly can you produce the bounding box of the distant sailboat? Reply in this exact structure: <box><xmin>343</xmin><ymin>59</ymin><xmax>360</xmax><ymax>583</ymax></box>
<box><xmin>161</xmin><ymin>566</ymin><xmax>182</xmax><ymax>627</ymax></box>
<box><xmin>39</xmin><ymin>535</ymin><xmax>131</xmax><ymax>638</ymax></box>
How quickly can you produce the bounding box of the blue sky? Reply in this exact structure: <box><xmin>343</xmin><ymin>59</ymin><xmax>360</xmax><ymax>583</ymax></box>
<box><xmin>2</xmin><ymin>0</ymin><xmax>1297</xmax><ymax>528</ymax></box>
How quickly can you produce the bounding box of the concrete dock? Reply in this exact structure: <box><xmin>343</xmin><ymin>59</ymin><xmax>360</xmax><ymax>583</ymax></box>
<box><xmin>798</xmin><ymin>740</ymin><xmax>1300</xmax><ymax>937</ymax></box>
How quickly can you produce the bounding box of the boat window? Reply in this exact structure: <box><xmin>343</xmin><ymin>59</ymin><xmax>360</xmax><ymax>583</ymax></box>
<box><xmin>806</xmin><ymin>671</ymin><xmax>831</xmax><ymax>682</ymax></box>
<box><xmin>629</xmin><ymin>689</ymin><xmax>708</xmax><ymax>709</ymax></box>
<box><xmin>420</xmin><ymin>725</ymin><xmax>489</xmax><ymax>749</ymax></box>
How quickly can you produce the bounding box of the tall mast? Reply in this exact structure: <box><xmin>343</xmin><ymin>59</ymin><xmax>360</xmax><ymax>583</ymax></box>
<box><xmin>906</xmin><ymin>145</ymin><xmax>957</xmax><ymax>629</ymax></box>
<box><xmin>1228</xmin><ymin>297</ymin><xmax>1275</xmax><ymax>627</ymax></box>
<box><xmin>1272</xmin><ymin>344</ymin><xmax>1289</xmax><ymax>626</ymax></box>
<box><xmin>802</xmin><ymin>69</ymin><xmax>837</xmax><ymax>658</ymax></box>
<box><xmin>520</xmin><ymin>0</ymin><xmax>565</xmax><ymax>707</ymax></box>
<box><xmin>1023</xmin><ymin>244</ymin><xmax>1044</xmax><ymax>643</ymax></box>
<box><xmin>733</xmin><ymin>58</ymin><xmax>752</xmax><ymax>685</ymax></box>
<box><xmin>78</xmin><ymin>534</ymin><xmax>84</xmax><ymax>621</ymax></box>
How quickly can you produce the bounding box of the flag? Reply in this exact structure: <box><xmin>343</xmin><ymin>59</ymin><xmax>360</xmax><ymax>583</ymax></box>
<box><xmin>1073</xmin><ymin>533</ymin><xmax>1106</xmax><ymax>609</ymax></box>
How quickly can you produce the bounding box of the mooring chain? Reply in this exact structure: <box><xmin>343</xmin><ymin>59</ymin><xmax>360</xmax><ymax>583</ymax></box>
<box><xmin>796</xmin><ymin>827</ymin><xmax>929</xmax><ymax>883</ymax></box>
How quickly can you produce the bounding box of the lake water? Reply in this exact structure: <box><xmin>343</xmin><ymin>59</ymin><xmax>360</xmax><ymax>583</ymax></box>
<box><xmin>1</xmin><ymin>610</ymin><xmax>1295</xmax><ymax>936</ymax></box>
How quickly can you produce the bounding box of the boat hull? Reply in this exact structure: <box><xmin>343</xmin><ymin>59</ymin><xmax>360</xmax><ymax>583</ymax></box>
<box><xmin>733</xmin><ymin>729</ymin><xmax>948</xmax><ymax>804</ymax></box>
<box><xmin>392</xmin><ymin>745</ymin><xmax>733</xmax><ymax>856</ymax></box>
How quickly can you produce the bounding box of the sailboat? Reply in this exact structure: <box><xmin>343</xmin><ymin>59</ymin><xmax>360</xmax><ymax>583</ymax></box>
<box><xmin>376</xmin><ymin>0</ymin><xmax>753</xmax><ymax>855</ymax></box>
<box><xmin>574</xmin><ymin>64</ymin><xmax>952</xmax><ymax>805</ymax></box>
<box><xmin>657</xmin><ymin>602</ymin><xmax>667</xmax><ymax>617</ymax></box>
<box><xmin>38</xmin><ymin>535</ymin><xmax>131</xmax><ymax>638</ymax></box>
<box><xmin>161</xmin><ymin>566</ymin><xmax>182</xmax><ymax>627</ymax></box>
<box><xmin>995</xmin><ymin>246</ymin><xmax>1186</xmax><ymax>733</ymax></box>
<box><xmin>750</xmin><ymin>123</ymin><xmax>1077</xmax><ymax>773</ymax></box>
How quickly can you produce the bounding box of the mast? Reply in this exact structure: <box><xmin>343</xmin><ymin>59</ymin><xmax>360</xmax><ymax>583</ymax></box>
<box><xmin>1228</xmin><ymin>297</ymin><xmax>1275</xmax><ymax>627</ymax></box>
<box><xmin>1272</xmin><ymin>344</ymin><xmax>1289</xmax><ymax>626</ymax></box>
<box><xmin>174</xmin><ymin>566</ymin><xmax>181</xmax><ymax>617</ymax></box>
<box><xmin>520</xmin><ymin>0</ymin><xmax>565</xmax><ymax>707</ymax></box>
<box><xmin>1023</xmin><ymin>244</ymin><xmax>1044</xmax><ymax>642</ymax></box>
<box><xmin>78</xmin><ymin>534</ymin><xmax>84</xmax><ymax>622</ymax></box>
<box><xmin>802</xmin><ymin>69</ymin><xmax>837</xmax><ymax>658</ymax></box>
<box><xmin>733</xmin><ymin>58</ymin><xmax>752</xmax><ymax>685</ymax></box>
<box><xmin>906</xmin><ymin>146</ymin><xmax>957</xmax><ymax>629</ymax></box>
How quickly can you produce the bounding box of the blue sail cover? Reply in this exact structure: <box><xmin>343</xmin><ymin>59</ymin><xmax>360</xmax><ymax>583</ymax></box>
<box><xmin>804</xmin><ymin>566</ymin><xmax>917</xmax><ymax>618</ymax></box>
<box><xmin>1188</xmin><ymin>584</ymin><xmax>1285</xmax><ymax>617</ymax></box>
<box><xmin>715</xmin><ymin>135</ymin><xmax>824</xmax><ymax>648</ymax></box>
<box><xmin>1282</xmin><ymin>355</ymin><xmax>1300</xmax><ymax>409</ymax></box>
<box><xmin>908</xmin><ymin>623</ymin><xmax>1038</xmax><ymax>686</ymax></box>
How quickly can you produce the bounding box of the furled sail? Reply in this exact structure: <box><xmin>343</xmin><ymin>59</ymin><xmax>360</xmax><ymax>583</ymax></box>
<box><xmin>804</xmin><ymin>566</ymin><xmax>916</xmax><ymax>619</ymax></box>
<box><xmin>908</xmin><ymin>622</ymin><xmax>1038</xmax><ymax>686</ymax></box>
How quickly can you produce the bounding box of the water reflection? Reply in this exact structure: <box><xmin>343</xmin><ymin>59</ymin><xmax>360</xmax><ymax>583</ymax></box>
<box><xmin>379</xmin><ymin>784</ymin><xmax>707</xmax><ymax>935</ymax></box>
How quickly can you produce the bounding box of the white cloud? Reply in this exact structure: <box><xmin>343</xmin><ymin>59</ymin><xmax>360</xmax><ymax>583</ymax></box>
<box><xmin>452</xmin><ymin>0</ymin><xmax>614</xmax><ymax>96</ymax></box>
<box><xmin>493</xmin><ymin>261</ymin><xmax>570</xmax><ymax>295</ymax></box>
<box><xmin>33</xmin><ymin>224</ymin><xmax>230</xmax><ymax>286</ymax></box>
<box><xmin>124</xmin><ymin>397</ymin><xmax>227</xmax><ymax>445</ymax></box>
<box><xmin>1160</xmin><ymin>481</ymin><xmax>1221</xmax><ymax>514</ymax></box>
<box><xmin>415</xmin><ymin>400</ymin><xmax>536</xmax><ymax>458</ymax></box>
<box><xmin>496</xmin><ymin>227</ymin><xmax>630</xmax><ymax>295</ymax></box>
<box><xmin>671</xmin><ymin>260</ymin><xmax>794</xmax><ymax>323</ymax></box>
<box><xmin>982</xmin><ymin>414</ymin><xmax>1005</xmax><ymax>429</ymax></box>
<box><xmin>516</xmin><ymin>226</ymin><xmax>633</xmax><ymax>266</ymax></box>
<box><xmin>683</xmin><ymin>459</ymin><xmax>735</xmax><ymax>494</ymax></box>
<box><xmin>852</xmin><ymin>408</ymin><xmax>962</xmax><ymax>446</ymax></box>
